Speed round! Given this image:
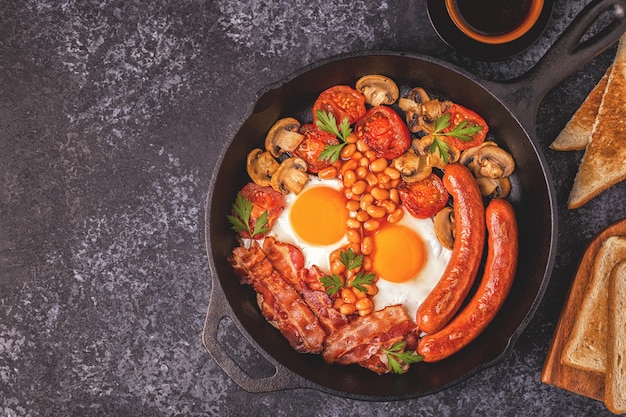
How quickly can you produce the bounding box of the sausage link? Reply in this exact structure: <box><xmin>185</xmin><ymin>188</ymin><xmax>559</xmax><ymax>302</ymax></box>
<box><xmin>417</xmin><ymin>198</ymin><xmax>518</xmax><ymax>362</ymax></box>
<box><xmin>416</xmin><ymin>163</ymin><xmax>486</xmax><ymax>334</ymax></box>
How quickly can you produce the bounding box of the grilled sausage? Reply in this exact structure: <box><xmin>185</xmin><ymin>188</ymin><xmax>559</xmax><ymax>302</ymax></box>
<box><xmin>417</xmin><ymin>198</ymin><xmax>518</xmax><ymax>362</ymax></box>
<box><xmin>416</xmin><ymin>163</ymin><xmax>486</xmax><ymax>334</ymax></box>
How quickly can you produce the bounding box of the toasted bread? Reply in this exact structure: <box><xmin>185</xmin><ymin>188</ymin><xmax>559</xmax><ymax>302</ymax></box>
<box><xmin>605</xmin><ymin>259</ymin><xmax>626</xmax><ymax>415</ymax></box>
<box><xmin>561</xmin><ymin>236</ymin><xmax>626</xmax><ymax>373</ymax></box>
<box><xmin>550</xmin><ymin>66</ymin><xmax>611</xmax><ymax>151</ymax></box>
<box><xmin>568</xmin><ymin>34</ymin><xmax>626</xmax><ymax>209</ymax></box>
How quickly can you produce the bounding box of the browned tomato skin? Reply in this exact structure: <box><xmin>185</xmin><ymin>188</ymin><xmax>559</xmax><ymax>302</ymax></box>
<box><xmin>354</xmin><ymin>105</ymin><xmax>412</xmax><ymax>160</ymax></box>
<box><xmin>312</xmin><ymin>85</ymin><xmax>367</xmax><ymax>125</ymax></box>
<box><xmin>238</xmin><ymin>182</ymin><xmax>285</xmax><ymax>239</ymax></box>
<box><xmin>417</xmin><ymin>198</ymin><xmax>518</xmax><ymax>362</ymax></box>
<box><xmin>398</xmin><ymin>173</ymin><xmax>449</xmax><ymax>219</ymax></box>
<box><xmin>444</xmin><ymin>103</ymin><xmax>489</xmax><ymax>150</ymax></box>
<box><xmin>416</xmin><ymin>163</ymin><xmax>486</xmax><ymax>334</ymax></box>
<box><xmin>294</xmin><ymin>123</ymin><xmax>340</xmax><ymax>174</ymax></box>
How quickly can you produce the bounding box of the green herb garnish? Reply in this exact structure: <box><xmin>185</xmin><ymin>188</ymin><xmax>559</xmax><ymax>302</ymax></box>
<box><xmin>383</xmin><ymin>341</ymin><xmax>424</xmax><ymax>374</ymax></box>
<box><xmin>227</xmin><ymin>192</ymin><xmax>269</xmax><ymax>241</ymax></box>
<box><xmin>320</xmin><ymin>248</ymin><xmax>375</xmax><ymax>296</ymax></box>
<box><xmin>430</xmin><ymin>112</ymin><xmax>483</xmax><ymax>163</ymax></box>
<box><xmin>316</xmin><ymin>110</ymin><xmax>352</xmax><ymax>163</ymax></box>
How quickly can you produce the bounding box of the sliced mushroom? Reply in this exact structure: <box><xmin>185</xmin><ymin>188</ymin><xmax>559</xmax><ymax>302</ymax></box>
<box><xmin>392</xmin><ymin>151</ymin><xmax>432</xmax><ymax>183</ymax></box>
<box><xmin>270</xmin><ymin>157</ymin><xmax>309</xmax><ymax>195</ymax></box>
<box><xmin>413</xmin><ymin>136</ymin><xmax>460</xmax><ymax>169</ymax></box>
<box><xmin>459</xmin><ymin>141</ymin><xmax>515</xmax><ymax>179</ymax></box>
<box><xmin>247</xmin><ymin>148</ymin><xmax>280</xmax><ymax>187</ymax></box>
<box><xmin>355</xmin><ymin>75</ymin><xmax>400</xmax><ymax>106</ymax></box>
<box><xmin>265</xmin><ymin>117</ymin><xmax>305</xmax><ymax>158</ymax></box>
<box><xmin>475</xmin><ymin>176</ymin><xmax>512</xmax><ymax>199</ymax></box>
<box><xmin>398</xmin><ymin>87</ymin><xmax>431</xmax><ymax>133</ymax></box>
<box><xmin>434</xmin><ymin>206</ymin><xmax>455</xmax><ymax>250</ymax></box>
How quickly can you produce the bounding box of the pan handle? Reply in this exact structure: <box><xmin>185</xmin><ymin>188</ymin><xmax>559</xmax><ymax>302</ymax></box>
<box><xmin>487</xmin><ymin>0</ymin><xmax>626</xmax><ymax>126</ymax></box>
<box><xmin>202</xmin><ymin>276</ymin><xmax>309</xmax><ymax>393</ymax></box>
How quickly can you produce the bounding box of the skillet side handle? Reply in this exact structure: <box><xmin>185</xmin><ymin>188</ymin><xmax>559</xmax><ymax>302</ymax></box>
<box><xmin>201</xmin><ymin>277</ymin><xmax>307</xmax><ymax>393</ymax></box>
<box><xmin>493</xmin><ymin>0</ymin><xmax>626</xmax><ymax>121</ymax></box>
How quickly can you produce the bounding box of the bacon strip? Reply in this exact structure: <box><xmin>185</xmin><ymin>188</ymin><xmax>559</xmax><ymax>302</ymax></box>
<box><xmin>322</xmin><ymin>305</ymin><xmax>417</xmax><ymax>374</ymax></box>
<box><xmin>229</xmin><ymin>243</ymin><xmax>325</xmax><ymax>353</ymax></box>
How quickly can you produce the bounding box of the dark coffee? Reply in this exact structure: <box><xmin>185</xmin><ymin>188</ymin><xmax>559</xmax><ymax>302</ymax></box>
<box><xmin>455</xmin><ymin>0</ymin><xmax>533</xmax><ymax>36</ymax></box>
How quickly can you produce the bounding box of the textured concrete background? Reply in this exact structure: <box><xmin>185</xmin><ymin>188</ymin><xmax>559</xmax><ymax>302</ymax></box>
<box><xmin>2</xmin><ymin>0</ymin><xmax>626</xmax><ymax>416</ymax></box>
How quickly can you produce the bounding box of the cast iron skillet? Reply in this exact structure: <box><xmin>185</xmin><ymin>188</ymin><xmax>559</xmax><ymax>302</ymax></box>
<box><xmin>203</xmin><ymin>0</ymin><xmax>626</xmax><ymax>400</ymax></box>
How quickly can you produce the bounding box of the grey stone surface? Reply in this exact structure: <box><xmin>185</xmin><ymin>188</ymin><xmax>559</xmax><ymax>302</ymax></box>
<box><xmin>1</xmin><ymin>0</ymin><xmax>625</xmax><ymax>416</ymax></box>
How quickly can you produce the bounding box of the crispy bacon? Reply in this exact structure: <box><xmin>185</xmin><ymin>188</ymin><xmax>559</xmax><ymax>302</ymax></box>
<box><xmin>322</xmin><ymin>305</ymin><xmax>417</xmax><ymax>374</ymax></box>
<box><xmin>262</xmin><ymin>237</ymin><xmax>305</xmax><ymax>288</ymax></box>
<box><xmin>228</xmin><ymin>243</ymin><xmax>325</xmax><ymax>353</ymax></box>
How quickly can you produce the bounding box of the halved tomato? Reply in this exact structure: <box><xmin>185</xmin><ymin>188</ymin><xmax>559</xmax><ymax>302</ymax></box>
<box><xmin>312</xmin><ymin>85</ymin><xmax>366</xmax><ymax>125</ymax></box>
<box><xmin>355</xmin><ymin>105</ymin><xmax>411</xmax><ymax>160</ymax></box>
<box><xmin>294</xmin><ymin>123</ymin><xmax>340</xmax><ymax>174</ymax></box>
<box><xmin>238</xmin><ymin>182</ymin><xmax>285</xmax><ymax>239</ymax></box>
<box><xmin>398</xmin><ymin>173</ymin><xmax>449</xmax><ymax>219</ymax></box>
<box><xmin>443</xmin><ymin>103</ymin><xmax>489</xmax><ymax>150</ymax></box>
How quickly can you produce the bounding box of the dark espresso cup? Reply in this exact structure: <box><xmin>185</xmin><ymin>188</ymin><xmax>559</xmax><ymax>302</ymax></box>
<box><xmin>445</xmin><ymin>0</ymin><xmax>544</xmax><ymax>44</ymax></box>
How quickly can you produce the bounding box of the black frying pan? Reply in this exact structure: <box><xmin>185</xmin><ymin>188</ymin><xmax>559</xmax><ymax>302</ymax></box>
<box><xmin>203</xmin><ymin>0</ymin><xmax>626</xmax><ymax>400</ymax></box>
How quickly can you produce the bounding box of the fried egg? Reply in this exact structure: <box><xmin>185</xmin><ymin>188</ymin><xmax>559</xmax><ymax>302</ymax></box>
<box><xmin>371</xmin><ymin>208</ymin><xmax>452</xmax><ymax>322</ymax></box>
<box><xmin>270</xmin><ymin>176</ymin><xmax>349</xmax><ymax>274</ymax></box>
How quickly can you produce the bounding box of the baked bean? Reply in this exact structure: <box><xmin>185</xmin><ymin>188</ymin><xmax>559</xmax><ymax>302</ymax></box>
<box><xmin>365</xmin><ymin>173</ymin><xmax>378</xmax><ymax>187</ymax></box>
<box><xmin>356</xmin><ymin>210</ymin><xmax>371</xmax><ymax>223</ymax></box>
<box><xmin>363</xmin><ymin>283</ymin><xmax>378</xmax><ymax>296</ymax></box>
<box><xmin>362</xmin><ymin>256</ymin><xmax>373</xmax><ymax>271</ymax></box>
<box><xmin>356</xmin><ymin>298</ymin><xmax>373</xmax><ymax>311</ymax></box>
<box><xmin>371</xmin><ymin>187</ymin><xmax>389</xmax><ymax>201</ymax></box>
<box><xmin>331</xmin><ymin>258</ymin><xmax>345</xmax><ymax>275</ymax></box>
<box><xmin>318</xmin><ymin>166</ymin><xmax>338</xmax><ymax>180</ymax></box>
<box><xmin>346</xmin><ymin>218</ymin><xmax>361</xmax><ymax>229</ymax></box>
<box><xmin>351</xmin><ymin>180</ymin><xmax>367</xmax><ymax>195</ymax></box>
<box><xmin>384</xmin><ymin>166</ymin><xmax>401</xmax><ymax>180</ymax></box>
<box><xmin>343</xmin><ymin>169</ymin><xmax>356</xmax><ymax>188</ymax></box>
<box><xmin>361</xmin><ymin>236</ymin><xmax>375</xmax><ymax>255</ymax></box>
<box><xmin>356</xmin><ymin>139</ymin><xmax>370</xmax><ymax>152</ymax></box>
<box><xmin>380</xmin><ymin>199</ymin><xmax>397</xmax><ymax>214</ymax></box>
<box><xmin>366</xmin><ymin>205</ymin><xmax>387</xmax><ymax>219</ymax></box>
<box><xmin>340</xmin><ymin>143</ymin><xmax>357</xmax><ymax>159</ymax></box>
<box><xmin>346</xmin><ymin>228</ymin><xmax>362</xmax><ymax>244</ymax></box>
<box><xmin>370</xmin><ymin>157</ymin><xmax>388</xmax><ymax>173</ymax></box>
<box><xmin>345</xmin><ymin>133</ymin><xmax>358</xmax><ymax>144</ymax></box>
<box><xmin>341</xmin><ymin>287</ymin><xmax>357</xmax><ymax>304</ymax></box>
<box><xmin>340</xmin><ymin>303</ymin><xmax>356</xmax><ymax>315</ymax></box>
<box><xmin>360</xmin><ymin>194</ymin><xmax>374</xmax><ymax>211</ymax></box>
<box><xmin>363</xmin><ymin>219</ymin><xmax>381</xmax><ymax>232</ymax></box>
<box><xmin>341</xmin><ymin>159</ymin><xmax>358</xmax><ymax>176</ymax></box>
<box><xmin>346</xmin><ymin>242</ymin><xmax>361</xmax><ymax>255</ymax></box>
<box><xmin>346</xmin><ymin>200</ymin><xmax>360</xmax><ymax>212</ymax></box>
<box><xmin>356</xmin><ymin>166</ymin><xmax>368</xmax><ymax>179</ymax></box>
<box><xmin>358</xmin><ymin>307</ymin><xmax>373</xmax><ymax>317</ymax></box>
<box><xmin>389</xmin><ymin>188</ymin><xmax>400</xmax><ymax>204</ymax></box>
<box><xmin>358</xmin><ymin>156</ymin><xmax>370</xmax><ymax>168</ymax></box>
<box><xmin>388</xmin><ymin>207</ymin><xmax>404</xmax><ymax>224</ymax></box>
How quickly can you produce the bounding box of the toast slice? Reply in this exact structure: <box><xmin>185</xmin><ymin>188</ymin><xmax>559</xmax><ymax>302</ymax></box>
<box><xmin>605</xmin><ymin>259</ymin><xmax>626</xmax><ymax>415</ymax></box>
<box><xmin>568</xmin><ymin>34</ymin><xmax>626</xmax><ymax>209</ymax></box>
<box><xmin>561</xmin><ymin>236</ymin><xmax>626</xmax><ymax>373</ymax></box>
<box><xmin>550</xmin><ymin>66</ymin><xmax>611</xmax><ymax>151</ymax></box>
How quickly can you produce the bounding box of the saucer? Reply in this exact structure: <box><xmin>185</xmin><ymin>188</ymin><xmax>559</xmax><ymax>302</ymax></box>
<box><xmin>426</xmin><ymin>0</ymin><xmax>555</xmax><ymax>61</ymax></box>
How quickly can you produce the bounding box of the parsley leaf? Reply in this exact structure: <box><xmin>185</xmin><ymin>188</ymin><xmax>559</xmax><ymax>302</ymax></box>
<box><xmin>227</xmin><ymin>192</ymin><xmax>269</xmax><ymax>240</ymax></box>
<box><xmin>320</xmin><ymin>274</ymin><xmax>343</xmax><ymax>296</ymax></box>
<box><xmin>429</xmin><ymin>111</ymin><xmax>483</xmax><ymax>162</ymax></box>
<box><xmin>340</xmin><ymin>247</ymin><xmax>362</xmax><ymax>271</ymax></box>
<box><xmin>384</xmin><ymin>341</ymin><xmax>424</xmax><ymax>374</ymax></box>
<box><xmin>350</xmin><ymin>271</ymin><xmax>376</xmax><ymax>293</ymax></box>
<box><xmin>316</xmin><ymin>110</ymin><xmax>352</xmax><ymax>163</ymax></box>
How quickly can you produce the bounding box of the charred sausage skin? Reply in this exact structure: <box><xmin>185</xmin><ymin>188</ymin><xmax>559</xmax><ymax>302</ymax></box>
<box><xmin>417</xmin><ymin>198</ymin><xmax>519</xmax><ymax>362</ymax></box>
<box><xmin>416</xmin><ymin>163</ymin><xmax>486</xmax><ymax>334</ymax></box>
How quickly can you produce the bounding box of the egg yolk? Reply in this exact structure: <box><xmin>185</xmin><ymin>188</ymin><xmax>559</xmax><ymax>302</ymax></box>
<box><xmin>372</xmin><ymin>224</ymin><xmax>426</xmax><ymax>283</ymax></box>
<box><xmin>289</xmin><ymin>186</ymin><xmax>349</xmax><ymax>245</ymax></box>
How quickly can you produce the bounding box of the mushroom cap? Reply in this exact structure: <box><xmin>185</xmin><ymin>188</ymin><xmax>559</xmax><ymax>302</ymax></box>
<box><xmin>270</xmin><ymin>157</ymin><xmax>309</xmax><ymax>195</ymax></box>
<box><xmin>414</xmin><ymin>136</ymin><xmax>460</xmax><ymax>169</ymax></box>
<box><xmin>476</xmin><ymin>176</ymin><xmax>512</xmax><ymax>199</ymax></box>
<box><xmin>355</xmin><ymin>75</ymin><xmax>400</xmax><ymax>106</ymax></box>
<box><xmin>265</xmin><ymin>117</ymin><xmax>305</xmax><ymax>158</ymax></box>
<box><xmin>459</xmin><ymin>141</ymin><xmax>515</xmax><ymax>179</ymax></box>
<box><xmin>247</xmin><ymin>148</ymin><xmax>280</xmax><ymax>187</ymax></box>
<box><xmin>434</xmin><ymin>206</ymin><xmax>455</xmax><ymax>250</ymax></box>
<box><xmin>392</xmin><ymin>151</ymin><xmax>432</xmax><ymax>183</ymax></box>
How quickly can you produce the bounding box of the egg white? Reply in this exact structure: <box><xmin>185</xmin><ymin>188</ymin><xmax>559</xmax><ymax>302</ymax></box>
<box><xmin>372</xmin><ymin>208</ymin><xmax>452</xmax><ymax>322</ymax></box>
<box><xmin>269</xmin><ymin>176</ymin><xmax>349</xmax><ymax>274</ymax></box>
